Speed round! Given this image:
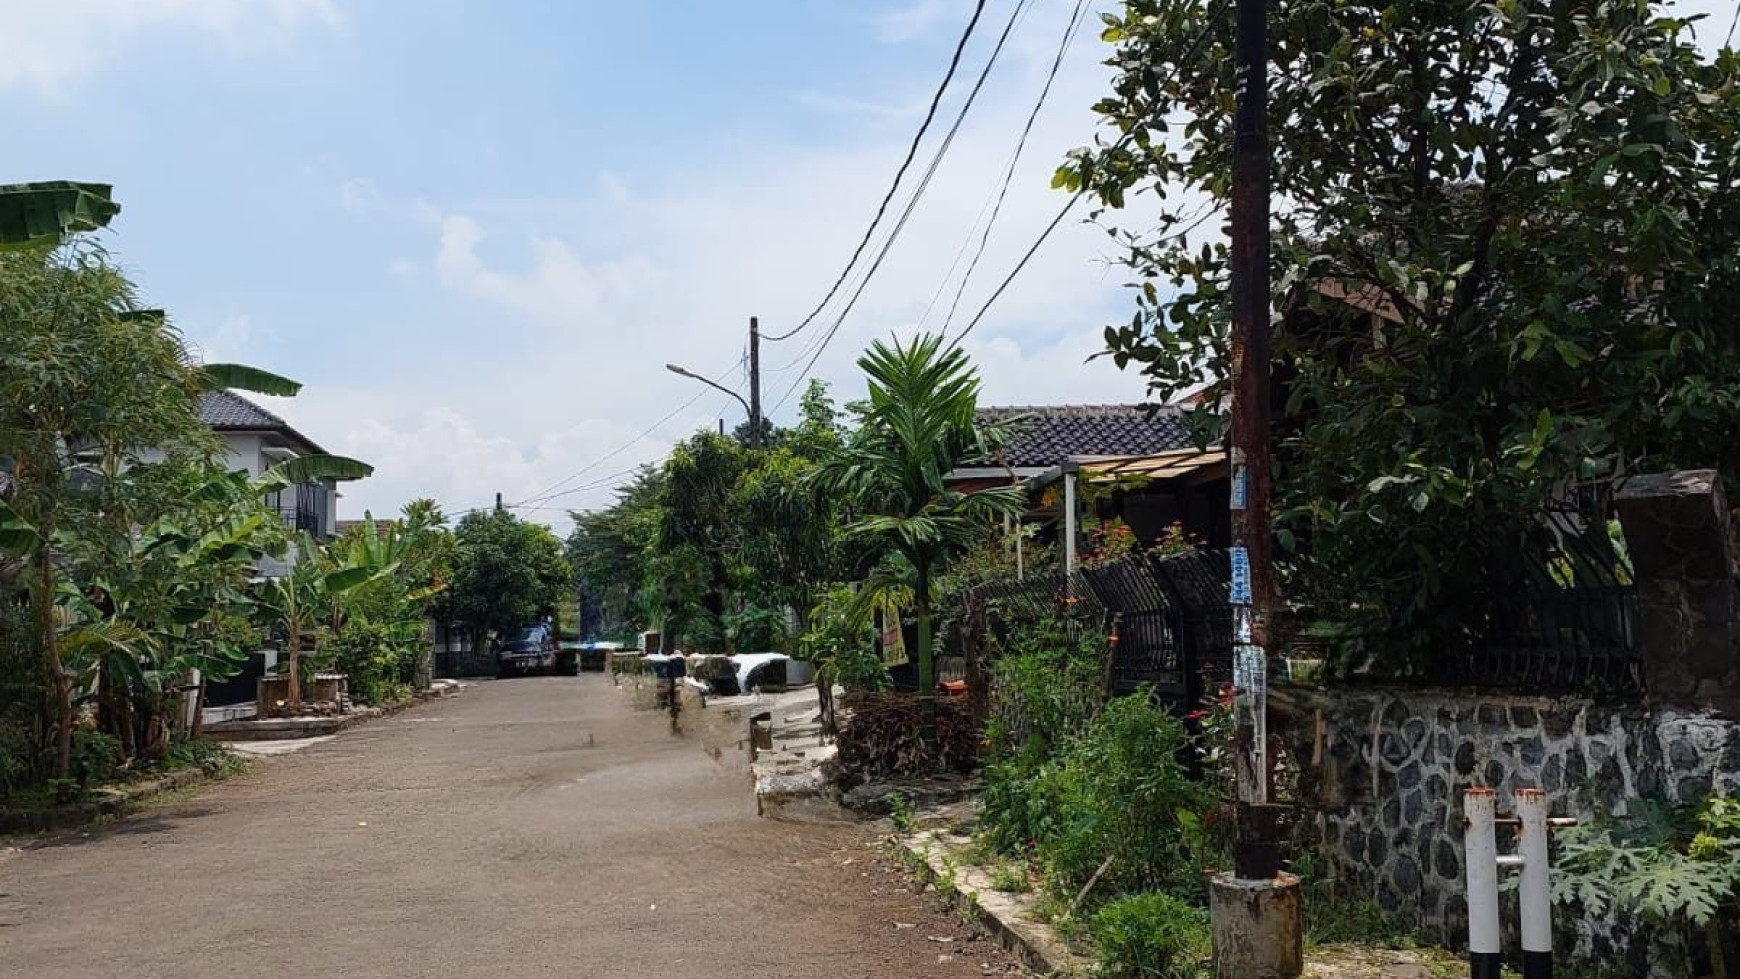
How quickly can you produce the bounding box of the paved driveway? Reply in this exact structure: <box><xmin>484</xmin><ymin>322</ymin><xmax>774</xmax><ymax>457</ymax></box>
<box><xmin>0</xmin><ymin>677</ymin><xmax>1016</xmax><ymax>978</ymax></box>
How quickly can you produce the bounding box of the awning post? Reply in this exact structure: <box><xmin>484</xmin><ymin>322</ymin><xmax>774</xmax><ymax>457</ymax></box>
<box><xmin>1064</xmin><ymin>469</ymin><xmax>1078</xmax><ymax>574</ymax></box>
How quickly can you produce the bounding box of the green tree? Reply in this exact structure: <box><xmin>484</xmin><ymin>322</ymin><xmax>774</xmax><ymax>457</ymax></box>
<box><xmin>1066</xmin><ymin>0</ymin><xmax>1740</xmax><ymax>664</ymax></box>
<box><xmin>813</xmin><ymin>334</ymin><xmax>1026</xmax><ymax>704</ymax></box>
<box><xmin>567</xmin><ymin>466</ymin><xmax>665</xmax><ymax>640</ymax></box>
<box><xmin>658</xmin><ymin>432</ymin><xmax>751</xmax><ymax>650</ymax></box>
<box><xmin>442</xmin><ymin>509</ymin><xmax>572</xmax><ymax>653</ymax></box>
<box><xmin>0</xmin><ymin>243</ymin><xmax>223</xmax><ymax>779</ymax></box>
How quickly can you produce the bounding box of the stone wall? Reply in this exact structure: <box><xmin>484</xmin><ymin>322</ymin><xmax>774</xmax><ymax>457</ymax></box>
<box><xmin>1278</xmin><ymin>686</ymin><xmax>1740</xmax><ymax>963</ymax></box>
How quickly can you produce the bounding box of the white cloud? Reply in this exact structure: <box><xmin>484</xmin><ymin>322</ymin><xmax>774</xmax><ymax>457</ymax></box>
<box><xmin>222</xmin><ymin>3</ymin><xmax>1175</xmax><ymax>532</ymax></box>
<box><xmin>186</xmin><ymin>313</ymin><xmax>272</xmax><ymax>364</ymax></box>
<box><xmin>0</xmin><ymin>0</ymin><xmax>342</xmax><ymax>93</ymax></box>
<box><xmin>877</xmin><ymin>0</ymin><xmax>960</xmax><ymax>43</ymax></box>
<box><xmin>340</xmin><ymin>176</ymin><xmax>379</xmax><ymax>215</ymax></box>
<box><xmin>433</xmin><ymin>215</ymin><xmax>658</xmax><ymax>326</ymax></box>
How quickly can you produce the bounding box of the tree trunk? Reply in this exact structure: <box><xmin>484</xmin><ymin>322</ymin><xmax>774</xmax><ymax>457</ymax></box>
<box><xmin>285</xmin><ymin>623</ymin><xmax>302</xmax><ymax>713</ymax></box>
<box><xmin>915</xmin><ymin>558</ymin><xmax>938</xmax><ymax>756</ymax></box>
<box><xmin>37</xmin><ymin>547</ymin><xmax>75</xmax><ymax>783</ymax></box>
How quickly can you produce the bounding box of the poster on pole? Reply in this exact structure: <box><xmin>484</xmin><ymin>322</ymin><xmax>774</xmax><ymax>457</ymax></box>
<box><xmin>880</xmin><ymin>608</ymin><xmax>909</xmax><ymax>666</ymax></box>
<box><xmin>1230</xmin><ymin>546</ymin><xmax>1252</xmax><ymax>605</ymax></box>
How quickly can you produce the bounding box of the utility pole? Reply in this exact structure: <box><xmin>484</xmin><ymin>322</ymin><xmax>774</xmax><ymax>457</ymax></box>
<box><xmin>1209</xmin><ymin>0</ymin><xmax>1301</xmax><ymax>973</ymax></box>
<box><xmin>748</xmin><ymin>316</ymin><xmax>763</xmax><ymax>448</ymax></box>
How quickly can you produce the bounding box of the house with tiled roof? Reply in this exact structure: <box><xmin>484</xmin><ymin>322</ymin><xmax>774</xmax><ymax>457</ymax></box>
<box><xmin>195</xmin><ymin>390</ymin><xmax>340</xmax><ymax>543</ymax></box>
<box><xmin>952</xmin><ymin>403</ymin><xmax>1231</xmax><ymax>553</ymax></box>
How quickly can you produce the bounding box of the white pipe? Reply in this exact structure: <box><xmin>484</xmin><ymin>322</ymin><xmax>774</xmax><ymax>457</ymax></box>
<box><xmin>1063</xmin><ymin>471</ymin><xmax>1077</xmax><ymax>574</ymax></box>
<box><xmin>1464</xmin><ymin>787</ymin><xmax>1503</xmax><ymax>979</ymax></box>
<box><xmin>1517</xmin><ymin>789</ymin><xmax>1553</xmax><ymax>979</ymax></box>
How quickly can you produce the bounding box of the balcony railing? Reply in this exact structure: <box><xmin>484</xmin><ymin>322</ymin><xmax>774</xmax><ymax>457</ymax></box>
<box><xmin>267</xmin><ymin>483</ymin><xmax>330</xmax><ymax>540</ymax></box>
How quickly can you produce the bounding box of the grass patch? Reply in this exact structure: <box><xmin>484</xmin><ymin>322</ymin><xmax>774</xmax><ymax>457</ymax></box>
<box><xmin>990</xmin><ymin>860</ymin><xmax>1033</xmax><ymax>893</ymax></box>
<box><xmin>1303</xmin><ymin>890</ymin><xmax>1418</xmax><ymax>950</ymax></box>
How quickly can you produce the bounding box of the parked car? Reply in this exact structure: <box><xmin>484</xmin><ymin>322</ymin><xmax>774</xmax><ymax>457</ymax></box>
<box><xmin>495</xmin><ymin>624</ymin><xmax>557</xmax><ymax>677</ymax></box>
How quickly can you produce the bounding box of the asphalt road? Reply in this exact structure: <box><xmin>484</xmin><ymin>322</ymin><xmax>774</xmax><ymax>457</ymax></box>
<box><xmin>0</xmin><ymin>676</ymin><xmax>1019</xmax><ymax>978</ymax></box>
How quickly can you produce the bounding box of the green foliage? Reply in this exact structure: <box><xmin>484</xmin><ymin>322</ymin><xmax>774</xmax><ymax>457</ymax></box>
<box><xmin>1070</xmin><ymin>0</ymin><xmax>1740</xmax><ymax>666</ymax></box>
<box><xmin>980</xmin><ymin>615</ymin><xmax>1110</xmax><ymax>854</ymax></box>
<box><xmin>723</xmin><ymin>604</ymin><xmax>788</xmax><ymax>654</ymax></box>
<box><xmin>324</xmin><ymin>618</ymin><xmax>417</xmax><ymax>707</ymax></box>
<box><xmin>1037</xmin><ymin>697</ymin><xmax>1216</xmax><ymax>900</ymax></box>
<box><xmin>567</xmin><ymin>465</ymin><xmax>664</xmax><ymax>638</ymax></box>
<box><xmin>982</xmin><ymin>673</ymin><xmax>1215</xmax><ymax>906</ymax></box>
<box><xmin>811</xmin><ymin>334</ymin><xmax>1026</xmax><ymax>701</ymax></box>
<box><xmin>802</xmin><ymin>586</ymin><xmax>888</xmax><ymax>693</ymax></box>
<box><xmin>1088</xmin><ymin>892</ymin><xmax>1212</xmax><ymax>979</ymax></box>
<box><xmin>66</xmin><ymin>730</ymin><xmax>121</xmax><ymax>788</ymax></box>
<box><xmin>442</xmin><ymin>509</ymin><xmax>571</xmax><ymax>643</ymax></box>
<box><xmin>568</xmin><ymin>381</ymin><xmax>853</xmax><ymax>654</ymax></box>
<box><xmin>888</xmin><ymin>791</ymin><xmax>917</xmax><ymax>834</ymax></box>
<box><xmin>990</xmin><ymin>861</ymin><xmax>1032</xmax><ymax>894</ymax></box>
<box><xmin>1553</xmin><ymin>795</ymin><xmax>1740</xmax><ymax>928</ymax></box>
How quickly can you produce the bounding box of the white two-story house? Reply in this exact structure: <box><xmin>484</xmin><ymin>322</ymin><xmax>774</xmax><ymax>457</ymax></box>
<box><xmin>197</xmin><ymin>390</ymin><xmax>341</xmax><ymax>574</ymax></box>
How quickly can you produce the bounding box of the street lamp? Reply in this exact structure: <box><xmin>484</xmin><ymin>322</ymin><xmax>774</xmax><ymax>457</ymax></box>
<box><xmin>666</xmin><ymin>363</ymin><xmax>758</xmax><ymax>446</ymax></box>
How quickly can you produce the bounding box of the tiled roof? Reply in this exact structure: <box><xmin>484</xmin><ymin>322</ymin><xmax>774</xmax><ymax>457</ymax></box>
<box><xmin>197</xmin><ymin>390</ymin><xmax>327</xmax><ymax>455</ymax></box>
<box><xmin>978</xmin><ymin>404</ymin><xmax>1198</xmax><ymax>468</ymax></box>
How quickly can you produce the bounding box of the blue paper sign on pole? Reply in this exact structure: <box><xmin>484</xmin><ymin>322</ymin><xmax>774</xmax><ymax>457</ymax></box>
<box><xmin>1230</xmin><ymin>546</ymin><xmax>1252</xmax><ymax>605</ymax></box>
<box><xmin>1230</xmin><ymin>463</ymin><xmax>1248</xmax><ymax>510</ymax></box>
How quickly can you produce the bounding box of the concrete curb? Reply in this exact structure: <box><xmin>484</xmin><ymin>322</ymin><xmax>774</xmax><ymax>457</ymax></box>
<box><xmin>206</xmin><ymin>679</ymin><xmax>465</xmax><ymax>741</ymax></box>
<box><xmin>0</xmin><ymin>761</ymin><xmax>232</xmax><ymax>835</ymax></box>
<box><xmin>896</xmin><ymin>829</ymin><xmax>1096</xmax><ymax>976</ymax></box>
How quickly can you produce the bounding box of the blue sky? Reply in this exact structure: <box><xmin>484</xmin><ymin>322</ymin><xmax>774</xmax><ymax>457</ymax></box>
<box><xmin>6</xmin><ymin>0</ymin><xmax>1174</xmax><ymax>527</ymax></box>
<box><xmin>5</xmin><ymin>0</ymin><xmax>1733</xmax><ymax>528</ymax></box>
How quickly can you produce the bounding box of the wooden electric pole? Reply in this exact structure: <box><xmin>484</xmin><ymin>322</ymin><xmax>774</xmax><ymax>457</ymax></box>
<box><xmin>1229</xmin><ymin>0</ymin><xmax>1278</xmax><ymax>865</ymax></box>
<box><xmin>747</xmin><ymin>316</ymin><xmax>763</xmax><ymax>448</ymax></box>
<box><xmin>1210</xmin><ymin>0</ymin><xmax>1301</xmax><ymax>973</ymax></box>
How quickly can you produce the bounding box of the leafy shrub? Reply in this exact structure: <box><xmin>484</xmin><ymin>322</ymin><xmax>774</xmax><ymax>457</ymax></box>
<box><xmin>979</xmin><ymin>614</ymin><xmax>1108</xmax><ymax>853</ymax></box>
<box><xmin>1030</xmin><ymin>697</ymin><xmax>1216</xmax><ymax>901</ymax></box>
<box><xmin>1554</xmin><ymin>795</ymin><xmax>1740</xmax><ymax>927</ymax></box>
<box><xmin>724</xmin><ymin>604</ymin><xmax>788</xmax><ymax>653</ymax></box>
<box><xmin>802</xmin><ymin>586</ymin><xmax>888</xmax><ymax>694</ymax></box>
<box><xmin>68</xmin><ymin>730</ymin><xmax>121</xmax><ymax>787</ymax></box>
<box><xmin>990</xmin><ymin>861</ymin><xmax>1032</xmax><ymax>893</ymax></box>
<box><xmin>1089</xmin><ymin>892</ymin><xmax>1211</xmax><ymax>979</ymax></box>
<box><xmin>324</xmin><ymin>619</ymin><xmax>417</xmax><ymax>706</ymax></box>
<box><xmin>0</xmin><ymin>603</ymin><xmax>49</xmax><ymax>803</ymax></box>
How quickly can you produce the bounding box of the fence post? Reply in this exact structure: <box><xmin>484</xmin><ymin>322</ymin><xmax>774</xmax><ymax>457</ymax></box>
<box><xmin>1516</xmin><ymin>789</ymin><xmax>1553</xmax><ymax>979</ymax></box>
<box><xmin>1464</xmin><ymin>787</ymin><xmax>1503</xmax><ymax>979</ymax></box>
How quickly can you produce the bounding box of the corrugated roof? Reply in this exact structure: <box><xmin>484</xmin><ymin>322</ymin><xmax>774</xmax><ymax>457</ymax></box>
<box><xmin>197</xmin><ymin>390</ymin><xmax>327</xmax><ymax>455</ymax></box>
<box><xmin>978</xmin><ymin>404</ymin><xmax>1198</xmax><ymax>468</ymax></box>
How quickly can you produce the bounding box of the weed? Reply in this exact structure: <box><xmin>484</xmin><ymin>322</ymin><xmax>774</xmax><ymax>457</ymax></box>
<box><xmin>1089</xmin><ymin>892</ymin><xmax>1211</xmax><ymax>979</ymax></box>
<box><xmin>990</xmin><ymin>861</ymin><xmax>1032</xmax><ymax>893</ymax></box>
<box><xmin>888</xmin><ymin>791</ymin><xmax>917</xmax><ymax>835</ymax></box>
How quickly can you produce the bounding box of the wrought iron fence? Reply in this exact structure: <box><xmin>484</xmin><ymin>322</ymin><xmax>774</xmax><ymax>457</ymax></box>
<box><xmin>965</xmin><ymin>549</ymin><xmax>1233</xmax><ymax>712</ymax></box>
<box><xmin>1422</xmin><ymin>483</ymin><xmax>1642</xmax><ymax>693</ymax></box>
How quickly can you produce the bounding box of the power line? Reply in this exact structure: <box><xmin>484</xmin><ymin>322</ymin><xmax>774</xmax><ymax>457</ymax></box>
<box><xmin>760</xmin><ymin>0</ymin><xmax>992</xmax><ymax>344</ymax></box>
<box><xmin>938</xmin><ymin>0</ymin><xmax>1090</xmax><ymax>333</ymax></box>
<box><xmin>513</xmin><ymin>351</ymin><xmax>741</xmax><ymax>510</ymax></box>
<box><xmin>766</xmin><ymin>0</ymin><xmax>1038</xmax><ymax>413</ymax></box>
<box><xmin>510</xmin><ymin>388</ymin><xmax>708</xmax><ymax>509</ymax></box>
<box><xmin>944</xmin><ymin>3</ymin><xmax>1231</xmax><ymax>350</ymax></box>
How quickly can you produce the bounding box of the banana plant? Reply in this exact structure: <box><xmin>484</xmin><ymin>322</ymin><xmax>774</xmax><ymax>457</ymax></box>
<box><xmin>253</xmin><ymin>532</ymin><xmax>393</xmax><ymax>712</ymax></box>
<box><xmin>0</xmin><ymin>180</ymin><xmax>119</xmax><ymax>251</ymax></box>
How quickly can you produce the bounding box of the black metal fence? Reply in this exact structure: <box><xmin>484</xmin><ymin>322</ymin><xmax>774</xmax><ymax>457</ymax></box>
<box><xmin>965</xmin><ymin>499</ymin><xmax>1642</xmax><ymax>701</ymax></box>
<box><xmin>1422</xmin><ymin>484</ymin><xmax>1642</xmax><ymax>693</ymax></box>
<box><xmin>966</xmin><ymin>549</ymin><xmax>1233</xmax><ymax>712</ymax></box>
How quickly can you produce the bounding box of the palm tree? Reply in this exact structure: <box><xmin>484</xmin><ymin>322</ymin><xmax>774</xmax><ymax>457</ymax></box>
<box><xmin>812</xmin><ymin>334</ymin><xmax>1025</xmax><ymax>708</ymax></box>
